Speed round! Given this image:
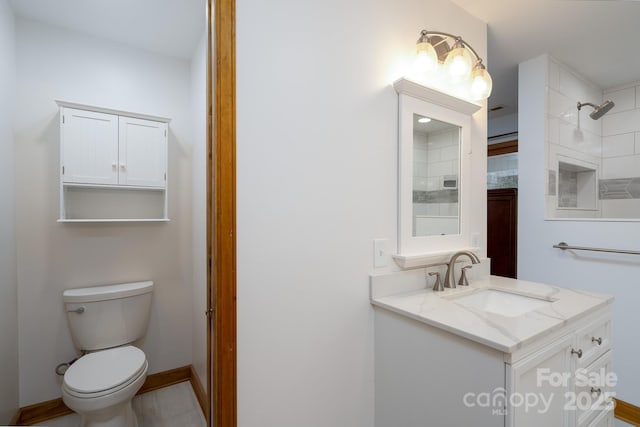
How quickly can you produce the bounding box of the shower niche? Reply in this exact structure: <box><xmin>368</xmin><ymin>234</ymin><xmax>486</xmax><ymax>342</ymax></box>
<box><xmin>557</xmin><ymin>161</ymin><xmax>597</xmax><ymax>210</ymax></box>
<box><xmin>546</xmin><ymin>146</ymin><xmax>600</xmax><ymax>218</ymax></box>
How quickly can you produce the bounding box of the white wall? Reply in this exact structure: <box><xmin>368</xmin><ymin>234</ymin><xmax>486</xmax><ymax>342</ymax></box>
<box><xmin>488</xmin><ymin>112</ymin><xmax>517</xmax><ymax>139</ymax></box>
<box><xmin>519</xmin><ymin>54</ymin><xmax>640</xmax><ymax>406</ymax></box>
<box><xmin>236</xmin><ymin>0</ymin><xmax>486</xmax><ymax>425</ymax></box>
<box><xmin>0</xmin><ymin>1</ymin><xmax>19</xmax><ymax>423</ymax></box>
<box><xmin>190</xmin><ymin>30</ymin><xmax>208</xmax><ymax>389</ymax></box>
<box><xmin>14</xmin><ymin>18</ymin><xmax>194</xmax><ymax>406</ymax></box>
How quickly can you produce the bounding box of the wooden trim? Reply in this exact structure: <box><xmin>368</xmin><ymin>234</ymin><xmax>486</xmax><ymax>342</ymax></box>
<box><xmin>488</xmin><ymin>139</ymin><xmax>518</xmax><ymax>156</ymax></box>
<box><xmin>615</xmin><ymin>398</ymin><xmax>640</xmax><ymax>426</ymax></box>
<box><xmin>12</xmin><ymin>398</ymin><xmax>72</xmax><ymax>426</ymax></box>
<box><xmin>12</xmin><ymin>365</ymin><xmax>197</xmax><ymax>426</ymax></box>
<box><xmin>205</xmin><ymin>1</ymin><xmax>214</xmax><ymax>426</ymax></box>
<box><xmin>213</xmin><ymin>0</ymin><xmax>237</xmax><ymax>426</ymax></box>
<box><xmin>137</xmin><ymin>365</ymin><xmax>191</xmax><ymax>395</ymax></box>
<box><xmin>190</xmin><ymin>365</ymin><xmax>209</xmax><ymax>419</ymax></box>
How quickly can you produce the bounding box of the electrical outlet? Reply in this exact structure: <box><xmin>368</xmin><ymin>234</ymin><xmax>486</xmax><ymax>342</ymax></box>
<box><xmin>471</xmin><ymin>232</ymin><xmax>480</xmax><ymax>248</ymax></box>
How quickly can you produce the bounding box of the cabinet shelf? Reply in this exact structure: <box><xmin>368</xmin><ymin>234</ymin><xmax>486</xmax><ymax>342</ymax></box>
<box><xmin>63</xmin><ymin>183</ymin><xmax>166</xmax><ymax>191</ymax></box>
<box><xmin>58</xmin><ymin>218</ymin><xmax>170</xmax><ymax>223</ymax></box>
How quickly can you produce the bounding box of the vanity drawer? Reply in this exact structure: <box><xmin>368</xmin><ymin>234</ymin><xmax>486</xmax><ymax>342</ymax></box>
<box><xmin>575</xmin><ymin>316</ymin><xmax>611</xmax><ymax>368</ymax></box>
<box><xmin>574</xmin><ymin>351</ymin><xmax>614</xmax><ymax>427</ymax></box>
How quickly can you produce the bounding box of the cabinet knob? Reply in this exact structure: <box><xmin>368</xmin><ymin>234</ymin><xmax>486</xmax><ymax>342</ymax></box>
<box><xmin>591</xmin><ymin>337</ymin><xmax>602</xmax><ymax>345</ymax></box>
<box><xmin>571</xmin><ymin>348</ymin><xmax>583</xmax><ymax>358</ymax></box>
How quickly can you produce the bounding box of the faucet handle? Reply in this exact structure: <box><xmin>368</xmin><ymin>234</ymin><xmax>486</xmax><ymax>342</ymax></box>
<box><xmin>429</xmin><ymin>272</ymin><xmax>444</xmax><ymax>292</ymax></box>
<box><xmin>458</xmin><ymin>265</ymin><xmax>472</xmax><ymax>287</ymax></box>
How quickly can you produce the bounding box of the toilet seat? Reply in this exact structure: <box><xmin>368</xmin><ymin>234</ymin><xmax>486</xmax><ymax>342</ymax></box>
<box><xmin>63</xmin><ymin>346</ymin><xmax>147</xmax><ymax>398</ymax></box>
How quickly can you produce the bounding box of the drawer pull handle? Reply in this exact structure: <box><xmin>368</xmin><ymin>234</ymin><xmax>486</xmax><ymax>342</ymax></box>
<box><xmin>591</xmin><ymin>387</ymin><xmax>602</xmax><ymax>396</ymax></box>
<box><xmin>592</xmin><ymin>337</ymin><xmax>602</xmax><ymax>345</ymax></box>
<box><xmin>571</xmin><ymin>348</ymin><xmax>583</xmax><ymax>358</ymax></box>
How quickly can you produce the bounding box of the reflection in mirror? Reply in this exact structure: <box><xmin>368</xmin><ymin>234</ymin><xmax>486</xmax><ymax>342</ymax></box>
<box><xmin>412</xmin><ymin>113</ymin><xmax>460</xmax><ymax>236</ymax></box>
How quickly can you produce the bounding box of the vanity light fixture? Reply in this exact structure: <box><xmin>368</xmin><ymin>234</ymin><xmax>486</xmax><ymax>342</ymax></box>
<box><xmin>413</xmin><ymin>29</ymin><xmax>493</xmax><ymax>100</ymax></box>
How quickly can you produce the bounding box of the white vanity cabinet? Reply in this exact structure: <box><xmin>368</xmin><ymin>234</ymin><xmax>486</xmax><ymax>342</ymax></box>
<box><xmin>57</xmin><ymin>101</ymin><xmax>170</xmax><ymax>222</ymax></box>
<box><xmin>507</xmin><ymin>313</ymin><xmax>613</xmax><ymax>427</ymax></box>
<box><xmin>373</xmin><ymin>305</ymin><xmax>614</xmax><ymax>427</ymax></box>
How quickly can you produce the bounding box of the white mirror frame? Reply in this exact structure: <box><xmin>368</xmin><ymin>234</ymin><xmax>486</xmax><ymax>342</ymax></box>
<box><xmin>394</xmin><ymin>77</ymin><xmax>481</xmax><ymax>265</ymax></box>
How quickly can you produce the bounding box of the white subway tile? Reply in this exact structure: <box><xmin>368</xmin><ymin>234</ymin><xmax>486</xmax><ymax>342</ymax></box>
<box><xmin>440</xmin><ymin>145</ymin><xmax>459</xmax><ymax>161</ymax></box>
<box><xmin>636</xmin><ymin>132</ymin><xmax>640</xmax><ymax>154</ymax></box>
<box><xmin>549</xmin><ymin>89</ymin><xmax>577</xmax><ymax>125</ymax></box>
<box><xmin>413</xmin><ymin>176</ymin><xmax>428</xmax><ymax>191</ymax></box>
<box><xmin>426</xmin><ymin>176</ymin><xmax>439</xmax><ymax>191</ymax></box>
<box><xmin>602</xmin><ymin>133</ymin><xmax>635</xmax><ymax>158</ymax></box>
<box><xmin>602</xmin><ymin>155</ymin><xmax>640</xmax><ymax>179</ymax></box>
<box><xmin>601</xmin><ymin>199</ymin><xmax>640</xmax><ymax>218</ymax></box>
<box><xmin>602</xmin><ymin>109</ymin><xmax>640</xmax><ymax>136</ymax></box>
<box><xmin>547</xmin><ymin>116</ymin><xmax>559</xmax><ymax>144</ymax></box>
<box><xmin>603</xmin><ymin>87</ymin><xmax>636</xmax><ymax>113</ymax></box>
<box><xmin>426</xmin><ymin>203</ymin><xmax>439</xmax><ymax>215</ymax></box>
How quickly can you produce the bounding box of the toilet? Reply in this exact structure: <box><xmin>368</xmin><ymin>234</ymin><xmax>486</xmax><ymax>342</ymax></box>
<box><xmin>61</xmin><ymin>281</ymin><xmax>154</xmax><ymax>427</ymax></box>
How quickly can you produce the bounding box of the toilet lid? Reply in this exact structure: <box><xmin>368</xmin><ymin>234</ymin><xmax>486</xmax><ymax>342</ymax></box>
<box><xmin>64</xmin><ymin>346</ymin><xmax>146</xmax><ymax>394</ymax></box>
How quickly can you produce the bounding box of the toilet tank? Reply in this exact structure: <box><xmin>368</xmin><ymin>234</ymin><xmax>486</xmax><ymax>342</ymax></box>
<box><xmin>63</xmin><ymin>281</ymin><xmax>153</xmax><ymax>351</ymax></box>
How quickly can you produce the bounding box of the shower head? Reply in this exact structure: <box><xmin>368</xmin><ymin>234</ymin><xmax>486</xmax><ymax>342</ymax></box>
<box><xmin>577</xmin><ymin>100</ymin><xmax>615</xmax><ymax>120</ymax></box>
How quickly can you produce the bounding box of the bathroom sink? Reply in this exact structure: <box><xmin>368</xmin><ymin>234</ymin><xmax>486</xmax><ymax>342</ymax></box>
<box><xmin>448</xmin><ymin>289</ymin><xmax>553</xmax><ymax>317</ymax></box>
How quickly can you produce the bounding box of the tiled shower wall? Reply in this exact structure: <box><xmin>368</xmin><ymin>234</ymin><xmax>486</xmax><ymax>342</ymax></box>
<box><xmin>600</xmin><ymin>85</ymin><xmax>640</xmax><ymax>218</ymax></box>
<box><xmin>545</xmin><ymin>56</ymin><xmax>640</xmax><ymax>219</ymax></box>
<box><xmin>413</xmin><ymin>128</ymin><xmax>459</xmax><ymax>217</ymax></box>
<box><xmin>545</xmin><ymin>56</ymin><xmax>602</xmax><ymax>218</ymax></box>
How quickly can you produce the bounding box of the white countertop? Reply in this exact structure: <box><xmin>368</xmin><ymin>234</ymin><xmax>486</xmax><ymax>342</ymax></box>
<box><xmin>370</xmin><ymin>274</ymin><xmax>613</xmax><ymax>353</ymax></box>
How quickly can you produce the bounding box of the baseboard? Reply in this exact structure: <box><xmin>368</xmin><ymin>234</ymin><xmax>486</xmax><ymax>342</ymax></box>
<box><xmin>615</xmin><ymin>398</ymin><xmax>640</xmax><ymax>426</ymax></box>
<box><xmin>12</xmin><ymin>364</ymin><xmax>203</xmax><ymax>426</ymax></box>
<box><xmin>189</xmin><ymin>365</ymin><xmax>209</xmax><ymax>421</ymax></box>
<box><xmin>137</xmin><ymin>365</ymin><xmax>191</xmax><ymax>395</ymax></box>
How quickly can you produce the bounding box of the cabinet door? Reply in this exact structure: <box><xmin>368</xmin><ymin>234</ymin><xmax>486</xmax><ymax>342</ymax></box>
<box><xmin>61</xmin><ymin>108</ymin><xmax>118</xmax><ymax>185</ymax></box>
<box><xmin>118</xmin><ymin>116</ymin><xmax>167</xmax><ymax>188</ymax></box>
<box><xmin>507</xmin><ymin>334</ymin><xmax>574</xmax><ymax>427</ymax></box>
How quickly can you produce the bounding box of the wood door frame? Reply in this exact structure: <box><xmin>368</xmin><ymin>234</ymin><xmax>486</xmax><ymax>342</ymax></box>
<box><xmin>207</xmin><ymin>0</ymin><xmax>237</xmax><ymax>426</ymax></box>
<box><xmin>487</xmin><ymin>139</ymin><xmax>518</xmax><ymax>157</ymax></box>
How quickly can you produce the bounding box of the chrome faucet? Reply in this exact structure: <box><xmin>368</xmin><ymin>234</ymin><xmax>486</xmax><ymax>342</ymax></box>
<box><xmin>443</xmin><ymin>250</ymin><xmax>480</xmax><ymax>289</ymax></box>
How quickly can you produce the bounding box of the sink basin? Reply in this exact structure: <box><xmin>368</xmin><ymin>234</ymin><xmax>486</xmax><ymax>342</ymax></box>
<box><xmin>448</xmin><ymin>289</ymin><xmax>553</xmax><ymax>317</ymax></box>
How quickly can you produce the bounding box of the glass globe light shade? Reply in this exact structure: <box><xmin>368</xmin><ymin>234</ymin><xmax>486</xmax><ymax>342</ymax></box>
<box><xmin>444</xmin><ymin>43</ymin><xmax>472</xmax><ymax>79</ymax></box>
<box><xmin>470</xmin><ymin>65</ymin><xmax>493</xmax><ymax>100</ymax></box>
<box><xmin>415</xmin><ymin>40</ymin><xmax>438</xmax><ymax>74</ymax></box>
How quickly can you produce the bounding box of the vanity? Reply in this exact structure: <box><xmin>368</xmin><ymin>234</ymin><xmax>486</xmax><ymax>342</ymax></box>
<box><xmin>371</xmin><ymin>269</ymin><xmax>614</xmax><ymax>427</ymax></box>
<box><xmin>375</xmin><ymin>70</ymin><xmax>615</xmax><ymax>426</ymax></box>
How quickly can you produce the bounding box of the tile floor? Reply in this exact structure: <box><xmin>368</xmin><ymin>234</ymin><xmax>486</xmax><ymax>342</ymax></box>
<box><xmin>39</xmin><ymin>382</ymin><xmax>206</xmax><ymax>427</ymax></box>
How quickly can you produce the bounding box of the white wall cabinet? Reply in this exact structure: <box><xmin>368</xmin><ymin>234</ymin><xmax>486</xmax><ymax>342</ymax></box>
<box><xmin>374</xmin><ymin>306</ymin><xmax>614</xmax><ymax>427</ymax></box>
<box><xmin>57</xmin><ymin>101</ymin><xmax>170</xmax><ymax>222</ymax></box>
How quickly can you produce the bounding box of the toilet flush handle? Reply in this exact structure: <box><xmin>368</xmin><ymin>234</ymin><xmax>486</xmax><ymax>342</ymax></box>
<box><xmin>67</xmin><ymin>306</ymin><xmax>85</xmax><ymax>314</ymax></box>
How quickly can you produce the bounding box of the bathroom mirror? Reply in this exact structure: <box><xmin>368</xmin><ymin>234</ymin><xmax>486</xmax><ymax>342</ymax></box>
<box><xmin>412</xmin><ymin>113</ymin><xmax>461</xmax><ymax>237</ymax></box>
<box><xmin>394</xmin><ymin>78</ymin><xmax>480</xmax><ymax>258</ymax></box>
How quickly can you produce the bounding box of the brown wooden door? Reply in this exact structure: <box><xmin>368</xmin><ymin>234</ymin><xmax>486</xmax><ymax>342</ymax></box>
<box><xmin>487</xmin><ymin>188</ymin><xmax>518</xmax><ymax>278</ymax></box>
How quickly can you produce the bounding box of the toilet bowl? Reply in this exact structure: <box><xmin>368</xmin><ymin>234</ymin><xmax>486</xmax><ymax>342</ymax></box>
<box><xmin>62</xmin><ymin>346</ymin><xmax>148</xmax><ymax>427</ymax></box>
<box><xmin>62</xmin><ymin>281</ymin><xmax>153</xmax><ymax>427</ymax></box>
